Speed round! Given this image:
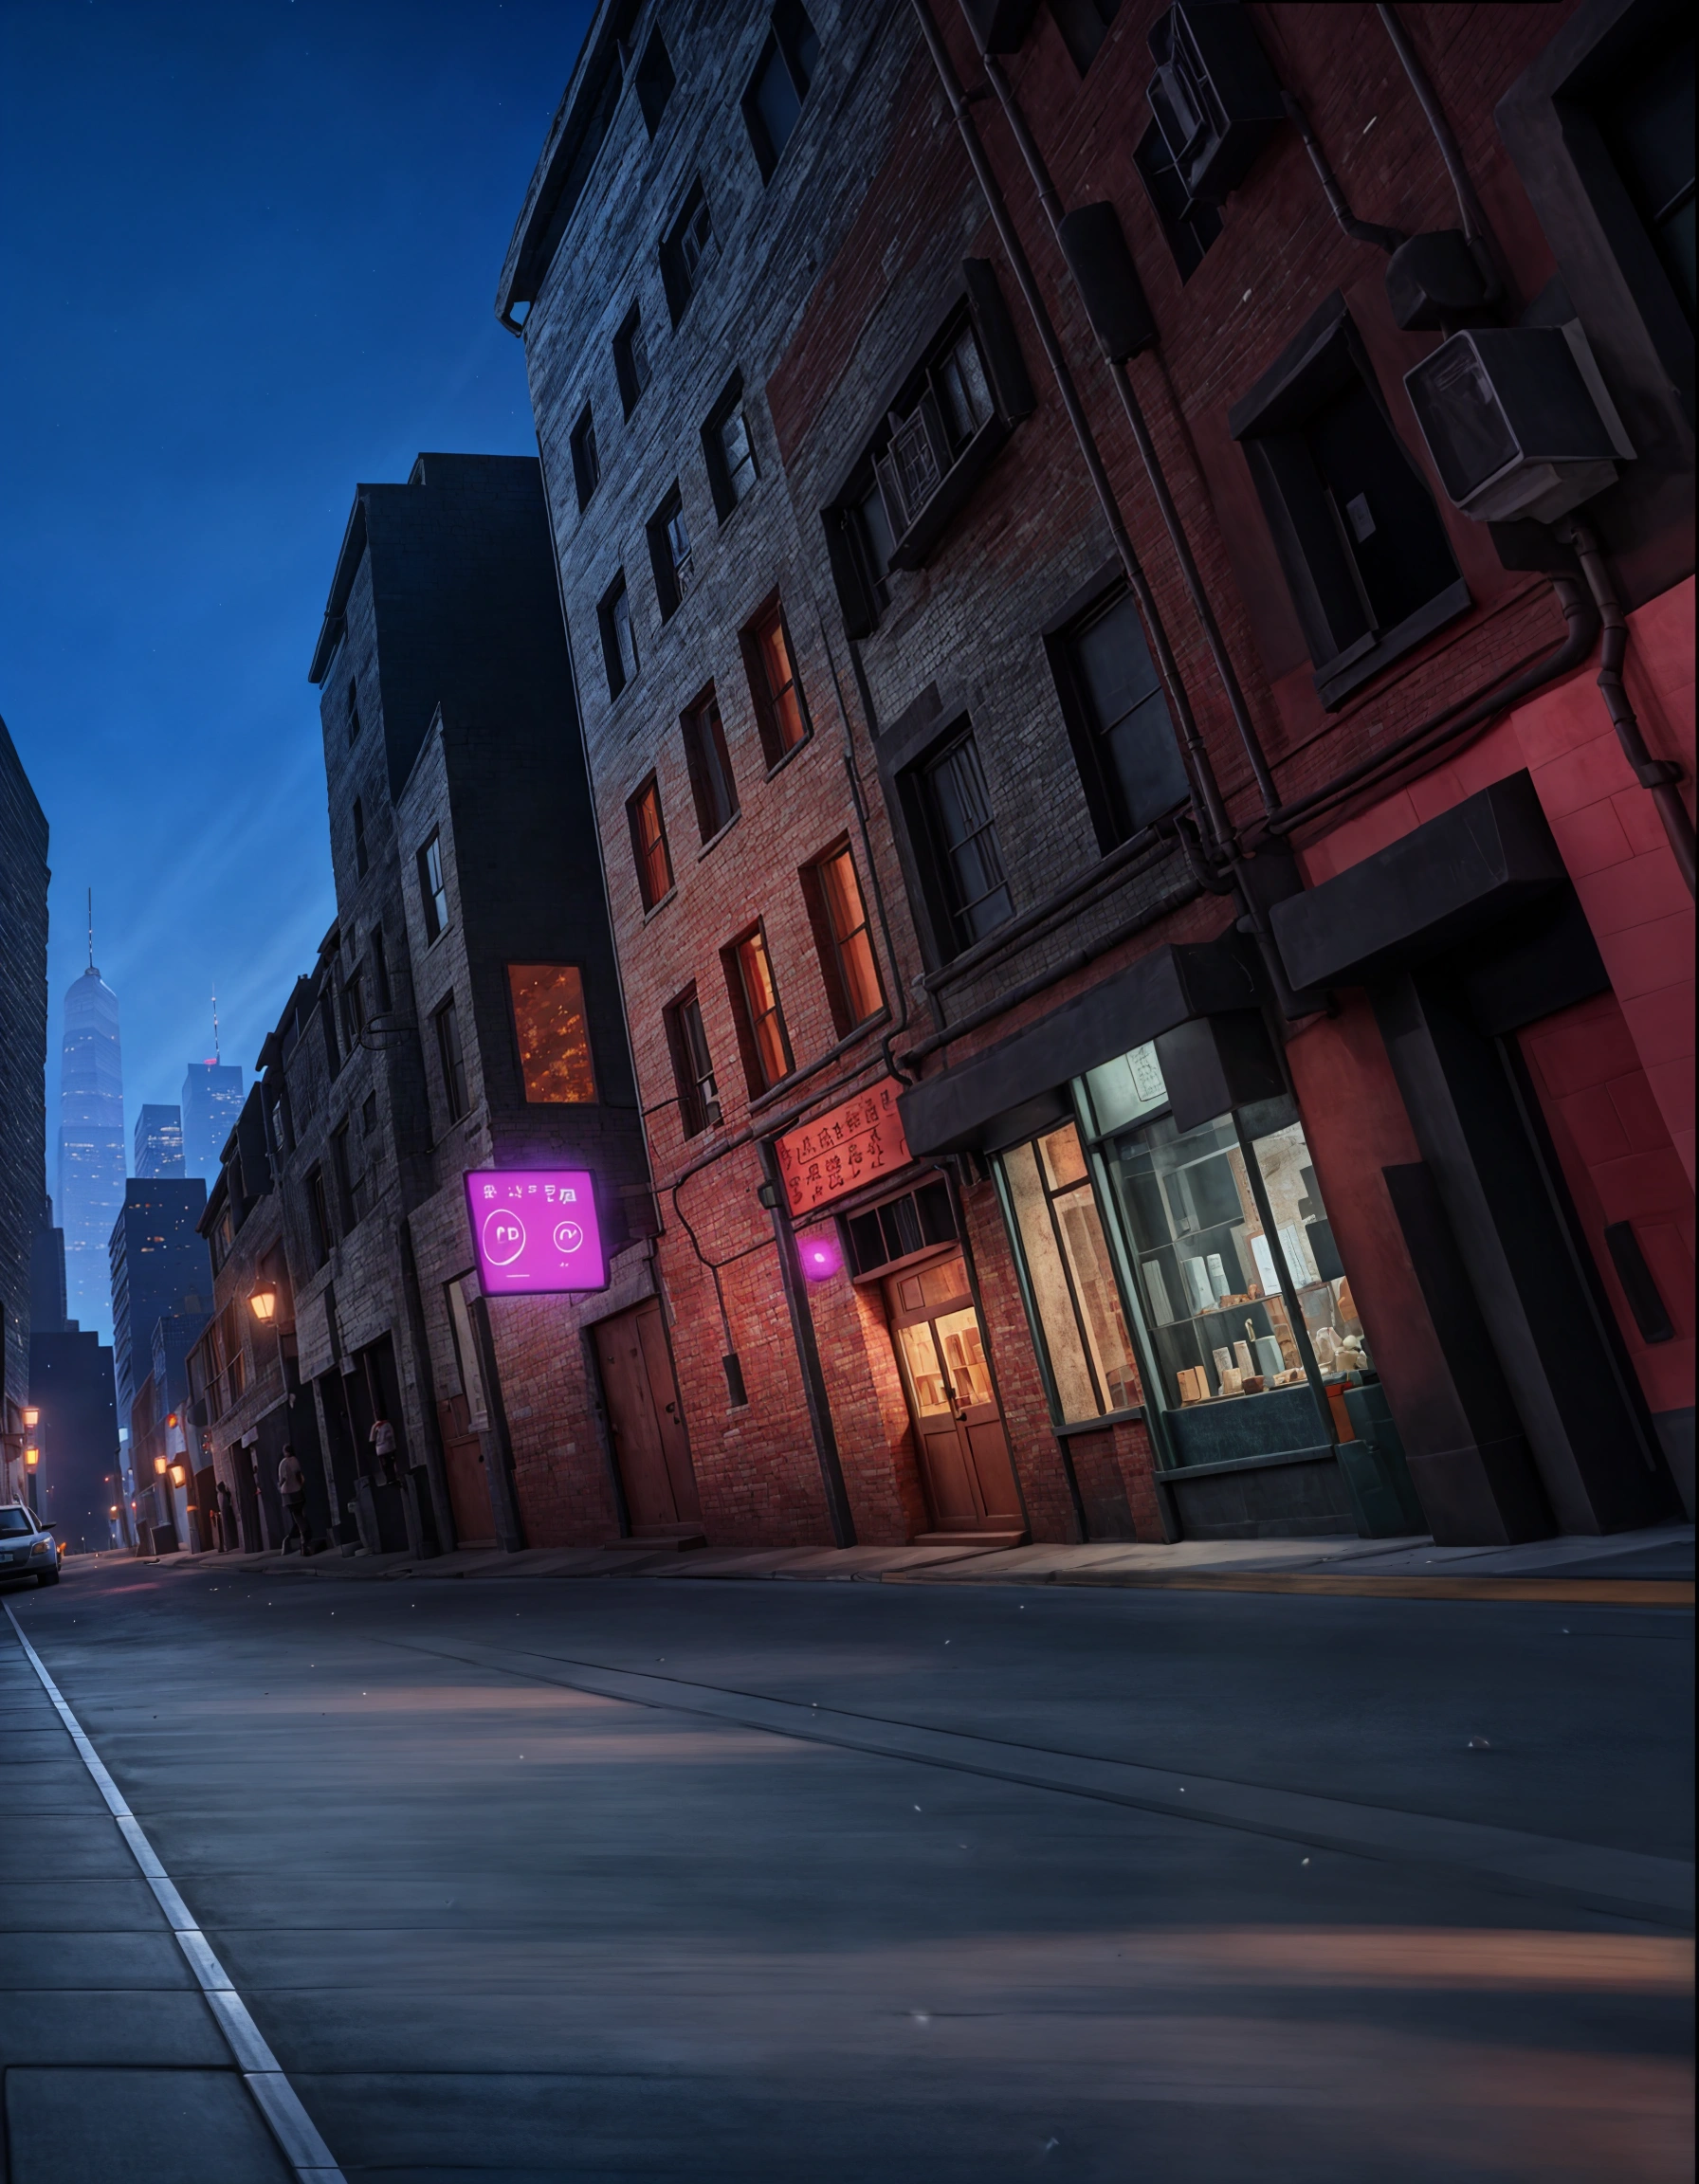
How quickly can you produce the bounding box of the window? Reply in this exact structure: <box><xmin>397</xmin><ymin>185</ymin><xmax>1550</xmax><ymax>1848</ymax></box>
<box><xmin>346</xmin><ymin>682</ymin><xmax>361</xmax><ymax>744</ymax></box>
<box><xmin>661</xmin><ymin>179</ymin><xmax>716</xmax><ymax>325</ymax></box>
<box><xmin>666</xmin><ymin>986</ymin><xmax>722</xmax><ymax>1137</ymax></box>
<box><xmin>267</xmin><ymin>1080</ymin><xmax>294</xmax><ymax>1159</ymax></box>
<box><xmin>632</xmin><ymin>27</ymin><xmax>675</xmax><ymax>137</ymax></box>
<box><xmin>319</xmin><ymin>983</ymin><xmax>341</xmax><ymax>1077</ymax></box>
<box><xmin>418</xmin><ymin>833</ymin><xmax>449</xmax><ymax>941</ymax></box>
<box><xmin>912</xmin><ymin>732</ymin><xmax>1014</xmax><ymax>953</ymax></box>
<box><xmin>1595</xmin><ymin>27</ymin><xmax>1695</xmax><ymax>324</ymax></box>
<box><xmin>570</xmin><ymin>405</ymin><xmax>599</xmax><ymax>511</ymax></box>
<box><xmin>372</xmin><ymin>926</ymin><xmax>392</xmax><ymax>1012</ymax></box>
<box><xmin>1000</xmin><ymin>1121</ymin><xmax>1140</xmax><ymax>1424</ymax></box>
<box><xmin>681</xmin><ymin>689</ymin><xmax>740</xmax><ymax>842</ymax></box>
<box><xmin>331</xmin><ymin>1122</ymin><xmax>356</xmax><ymax>1230</ymax></box>
<box><xmin>742</xmin><ymin>2</ymin><xmax>820</xmax><ymax>181</ymax></box>
<box><xmin>726</xmin><ymin>924</ymin><xmax>793</xmax><ymax>1093</ymax></box>
<box><xmin>435</xmin><ymin>998</ymin><xmax>469</xmax><ymax>1122</ymax></box>
<box><xmin>613</xmin><ymin>304</ymin><xmax>650</xmax><ymax>416</ymax></box>
<box><xmin>361</xmin><ymin>1090</ymin><xmax>378</xmax><ymax>1136</ymax></box>
<box><xmin>507</xmin><ymin>964</ymin><xmax>597</xmax><ymax>1103</ymax></box>
<box><xmin>647</xmin><ymin>485</ymin><xmax>694</xmax><ymax>618</ymax></box>
<box><xmin>343</xmin><ymin>963</ymin><xmax>366</xmax><ymax>1046</ymax></box>
<box><xmin>1047</xmin><ymin>0</ymin><xmax>1122</xmax><ymax>75</ymax></box>
<box><xmin>1052</xmin><ymin>586</ymin><xmax>1189</xmax><ymax>848</ymax></box>
<box><xmin>628</xmin><ymin>775</ymin><xmax>674</xmax><ymax>909</ymax></box>
<box><xmin>824</xmin><ymin>266</ymin><xmax>1033</xmax><ymax>633</ymax></box>
<box><xmin>599</xmin><ymin>572</ymin><xmax>639</xmax><ymax>698</ymax></box>
<box><xmin>843</xmin><ymin>1178</ymin><xmax>956</xmax><ymax>1276</ymax></box>
<box><xmin>352</xmin><ymin>796</ymin><xmax>369</xmax><ymax>879</ymax></box>
<box><xmin>703</xmin><ymin>373</ymin><xmax>759</xmax><ymax>519</ymax></box>
<box><xmin>805</xmin><ymin>844</ymin><xmax>884</xmax><ymax>1033</ymax></box>
<box><xmin>1230</xmin><ymin>295</ymin><xmax>1467</xmax><ymax>707</ymax></box>
<box><xmin>741</xmin><ymin>598</ymin><xmax>810</xmax><ymax>766</ymax></box>
<box><xmin>1133</xmin><ymin>118</ymin><xmax>1222</xmax><ymax>281</ymax></box>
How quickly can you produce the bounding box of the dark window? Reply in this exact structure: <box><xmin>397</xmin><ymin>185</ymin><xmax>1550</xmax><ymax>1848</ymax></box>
<box><xmin>633</xmin><ymin>28</ymin><xmax>676</xmax><ymax>137</ymax></box>
<box><xmin>726</xmin><ymin>924</ymin><xmax>793</xmax><ymax>1094</ymax></box>
<box><xmin>346</xmin><ymin>682</ymin><xmax>361</xmax><ymax>744</ymax></box>
<box><xmin>570</xmin><ymin>405</ymin><xmax>599</xmax><ymax>510</ymax></box>
<box><xmin>613</xmin><ymin>304</ymin><xmax>650</xmax><ymax>416</ymax></box>
<box><xmin>805</xmin><ymin>843</ymin><xmax>884</xmax><ymax>1033</ymax></box>
<box><xmin>666</xmin><ymin>986</ymin><xmax>722</xmax><ymax>1137</ymax></box>
<box><xmin>1047</xmin><ymin>0</ymin><xmax>1122</xmax><ymax>76</ymax></box>
<box><xmin>646</xmin><ymin>485</ymin><xmax>694</xmax><ymax>618</ymax></box>
<box><xmin>740</xmin><ymin>597</ymin><xmax>810</xmax><ymax>767</ymax></box>
<box><xmin>599</xmin><ymin>572</ymin><xmax>639</xmax><ymax>697</ymax></box>
<box><xmin>742</xmin><ymin>2</ymin><xmax>820</xmax><ymax>181</ymax></box>
<box><xmin>1595</xmin><ymin>27</ymin><xmax>1695</xmax><ymax>323</ymax></box>
<box><xmin>343</xmin><ymin>963</ymin><xmax>366</xmax><ymax>1047</ymax></box>
<box><xmin>319</xmin><ymin>984</ymin><xmax>341</xmax><ymax>1077</ymax></box>
<box><xmin>1052</xmin><ymin>588</ymin><xmax>1189</xmax><ymax>847</ymax></box>
<box><xmin>914</xmin><ymin>733</ymin><xmax>1014</xmax><ymax>953</ymax></box>
<box><xmin>435</xmin><ymin>998</ymin><xmax>469</xmax><ymax>1122</ymax></box>
<box><xmin>418</xmin><ymin>833</ymin><xmax>449</xmax><ymax>941</ymax></box>
<box><xmin>305</xmin><ymin>1166</ymin><xmax>332</xmax><ymax>1265</ymax></box>
<box><xmin>330</xmin><ymin>1122</ymin><xmax>356</xmax><ymax>1229</ymax></box>
<box><xmin>703</xmin><ymin>373</ymin><xmax>758</xmax><ymax>518</ymax></box>
<box><xmin>661</xmin><ymin>179</ymin><xmax>716</xmax><ymax>325</ymax></box>
<box><xmin>372</xmin><ymin>926</ymin><xmax>392</xmax><ymax>1011</ymax></box>
<box><xmin>874</xmin><ymin>319</ymin><xmax>996</xmax><ymax>542</ymax></box>
<box><xmin>844</xmin><ymin>1178</ymin><xmax>956</xmax><ymax>1276</ymax></box>
<box><xmin>628</xmin><ymin>776</ymin><xmax>674</xmax><ymax>910</ymax></box>
<box><xmin>1133</xmin><ymin>117</ymin><xmax>1222</xmax><ymax>280</ymax></box>
<box><xmin>507</xmin><ymin>965</ymin><xmax>597</xmax><ymax>1102</ymax></box>
<box><xmin>361</xmin><ymin>1091</ymin><xmax>378</xmax><ymax>1136</ymax></box>
<box><xmin>267</xmin><ymin>1080</ymin><xmax>294</xmax><ymax>1158</ymax></box>
<box><xmin>682</xmin><ymin>690</ymin><xmax>740</xmax><ymax>842</ymax></box>
<box><xmin>352</xmin><ymin>796</ymin><xmax>369</xmax><ymax>878</ymax></box>
<box><xmin>1230</xmin><ymin>297</ymin><xmax>1467</xmax><ymax>707</ymax></box>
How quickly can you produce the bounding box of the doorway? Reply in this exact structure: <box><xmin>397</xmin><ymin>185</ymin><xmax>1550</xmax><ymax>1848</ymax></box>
<box><xmin>593</xmin><ymin>1300</ymin><xmax>702</xmax><ymax>1537</ymax></box>
<box><xmin>885</xmin><ymin>1253</ymin><xmax>1023</xmax><ymax>1534</ymax></box>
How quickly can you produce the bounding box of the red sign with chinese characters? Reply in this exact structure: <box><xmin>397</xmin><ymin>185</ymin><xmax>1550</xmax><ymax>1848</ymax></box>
<box><xmin>775</xmin><ymin>1077</ymin><xmax>910</xmax><ymax>1215</ymax></box>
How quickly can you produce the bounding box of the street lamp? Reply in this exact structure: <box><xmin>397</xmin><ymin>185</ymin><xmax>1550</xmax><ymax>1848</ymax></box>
<box><xmin>169</xmin><ymin>1464</ymin><xmax>188</xmax><ymax>1489</ymax></box>
<box><xmin>154</xmin><ymin>1455</ymin><xmax>169</xmax><ymax>1476</ymax></box>
<box><xmin>22</xmin><ymin>1408</ymin><xmax>39</xmax><ymax>1429</ymax></box>
<box><xmin>247</xmin><ymin>1282</ymin><xmax>279</xmax><ymax>1323</ymax></box>
<box><xmin>25</xmin><ymin>1447</ymin><xmax>38</xmax><ymax>1469</ymax></box>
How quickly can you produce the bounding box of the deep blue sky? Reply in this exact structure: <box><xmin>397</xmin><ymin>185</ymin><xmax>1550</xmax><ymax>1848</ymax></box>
<box><xmin>1</xmin><ymin>0</ymin><xmax>591</xmax><ymax>1186</ymax></box>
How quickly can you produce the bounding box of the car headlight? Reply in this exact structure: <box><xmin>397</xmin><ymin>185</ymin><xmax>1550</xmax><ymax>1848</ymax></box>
<box><xmin>28</xmin><ymin>1539</ymin><xmax>49</xmax><ymax>1556</ymax></box>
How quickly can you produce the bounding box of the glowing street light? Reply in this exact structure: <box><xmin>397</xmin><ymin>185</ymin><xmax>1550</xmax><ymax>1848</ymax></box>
<box><xmin>22</xmin><ymin>1408</ymin><xmax>39</xmax><ymax>1429</ymax></box>
<box><xmin>247</xmin><ymin>1283</ymin><xmax>279</xmax><ymax>1323</ymax></box>
<box><xmin>154</xmin><ymin>1456</ymin><xmax>169</xmax><ymax>1477</ymax></box>
<box><xmin>25</xmin><ymin>1447</ymin><xmax>39</xmax><ymax>1470</ymax></box>
<box><xmin>169</xmin><ymin>1464</ymin><xmax>188</xmax><ymax>1489</ymax></box>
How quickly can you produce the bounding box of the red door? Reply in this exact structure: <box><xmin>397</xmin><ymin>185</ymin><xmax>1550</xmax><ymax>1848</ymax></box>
<box><xmin>593</xmin><ymin>1301</ymin><xmax>702</xmax><ymax>1535</ymax></box>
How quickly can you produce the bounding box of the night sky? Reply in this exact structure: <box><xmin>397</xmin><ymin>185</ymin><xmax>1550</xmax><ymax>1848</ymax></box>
<box><xmin>1</xmin><ymin>0</ymin><xmax>590</xmax><ymax>1183</ymax></box>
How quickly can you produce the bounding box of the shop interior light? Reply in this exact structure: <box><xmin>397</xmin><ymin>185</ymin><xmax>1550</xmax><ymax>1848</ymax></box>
<box><xmin>247</xmin><ymin>1283</ymin><xmax>280</xmax><ymax>1323</ymax></box>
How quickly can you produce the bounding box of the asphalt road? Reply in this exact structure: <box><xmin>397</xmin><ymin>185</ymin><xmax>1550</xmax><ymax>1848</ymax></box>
<box><xmin>4</xmin><ymin>1556</ymin><xmax>1692</xmax><ymax>2182</ymax></box>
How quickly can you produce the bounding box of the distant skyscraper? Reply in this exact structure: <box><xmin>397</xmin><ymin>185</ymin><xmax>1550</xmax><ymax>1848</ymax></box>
<box><xmin>0</xmin><ymin>714</ymin><xmax>49</xmax><ymax>1419</ymax></box>
<box><xmin>135</xmin><ymin>1104</ymin><xmax>186</xmax><ymax>1178</ymax></box>
<box><xmin>181</xmin><ymin>1063</ymin><xmax>245</xmax><ymax>1185</ymax></box>
<box><xmin>108</xmin><ymin>1177</ymin><xmax>210</xmax><ymax>1440</ymax></box>
<box><xmin>29</xmin><ymin>1198</ymin><xmax>67</xmax><ymax>1336</ymax></box>
<box><xmin>57</xmin><ymin>917</ymin><xmax>125</xmax><ymax>1342</ymax></box>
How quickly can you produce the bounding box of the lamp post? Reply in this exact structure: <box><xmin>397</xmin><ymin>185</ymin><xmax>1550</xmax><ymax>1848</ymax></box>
<box><xmin>24</xmin><ymin>1445</ymin><xmax>39</xmax><ymax>1518</ymax></box>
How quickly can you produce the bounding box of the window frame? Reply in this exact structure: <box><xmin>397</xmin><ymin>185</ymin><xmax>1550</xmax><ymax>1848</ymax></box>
<box><xmin>703</xmin><ymin>371</ymin><xmax>759</xmax><ymax>520</ymax></box>
<box><xmin>613</xmin><ymin>303</ymin><xmax>650</xmax><ymax>417</ymax></box>
<box><xmin>352</xmin><ymin>795</ymin><xmax>369</xmax><ymax>879</ymax></box>
<box><xmin>803</xmin><ymin>841</ymin><xmax>886</xmax><ymax>1037</ymax></box>
<box><xmin>598</xmin><ymin>571</ymin><xmax>639</xmax><ymax>698</ymax></box>
<box><xmin>740</xmin><ymin>595</ymin><xmax>812</xmax><ymax>770</ymax></box>
<box><xmin>417</xmin><ymin>832</ymin><xmax>449</xmax><ymax>944</ymax></box>
<box><xmin>903</xmin><ymin>727</ymin><xmax>1015</xmax><ymax>960</ymax></box>
<box><xmin>1228</xmin><ymin>292</ymin><xmax>1471</xmax><ymax>709</ymax></box>
<box><xmin>505</xmin><ymin>963</ymin><xmax>599</xmax><ymax>1105</ymax></box>
<box><xmin>627</xmin><ymin>774</ymin><xmax>675</xmax><ymax>912</ymax></box>
<box><xmin>665</xmin><ymin>984</ymin><xmax>722</xmax><ymax>1138</ymax></box>
<box><xmin>1045</xmin><ymin>571</ymin><xmax>1190</xmax><ymax>852</ymax></box>
<box><xmin>570</xmin><ymin>403</ymin><xmax>600</xmax><ymax>511</ymax></box>
<box><xmin>632</xmin><ymin>27</ymin><xmax>676</xmax><ymax>137</ymax></box>
<box><xmin>646</xmin><ymin>484</ymin><xmax>694</xmax><ymax>620</ymax></box>
<box><xmin>680</xmin><ymin>687</ymin><xmax>740</xmax><ymax>845</ymax></box>
<box><xmin>434</xmin><ymin>996</ymin><xmax>470</xmax><ymax>1124</ymax></box>
<box><xmin>723</xmin><ymin>921</ymin><xmax>795</xmax><ymax>1096</ymax></box>
<box><xmin>741</xmin><ymin>1</ymin><xmax>821</xmax><ymax>182</ymax></box>
<box><xmin>660</xmin><ymin>178</ymin><xmax>717</xmax><ymax>326</ymax></box>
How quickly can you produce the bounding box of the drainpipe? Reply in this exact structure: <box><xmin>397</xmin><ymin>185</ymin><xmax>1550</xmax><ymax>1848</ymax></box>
<box><xmin>967</xmin><ymin>27</ymin><xmax>1280</xmax><ymax>819</ymax></box>
<box><xmin>1564</xmin><ymin>520</ymin><xmax>1697</xmax><ymax>898</ymax></box>
<box><xmin>1376</xmin><ymin>3</ymin><xmax>1505</xmax><ymax>303</ymax></box>
<box><xmin>909</xmin><ymin>0</ymin><xmax>1234</xmax><ymax>861</ymax></box>
<box><xmin>1281</xmin><ymin>91</ymin><xmax>1404</xmax><ymax>253</ymax></box>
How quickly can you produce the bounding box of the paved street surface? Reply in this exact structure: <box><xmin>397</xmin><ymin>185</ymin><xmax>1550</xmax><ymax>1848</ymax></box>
<box><xmin>3</xmin><ymin>1552</ymin><xmax>1692</xmax><ymax>2182</ymax></box>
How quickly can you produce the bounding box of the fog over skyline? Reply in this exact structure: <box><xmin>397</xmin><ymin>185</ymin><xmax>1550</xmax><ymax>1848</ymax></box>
<box><xmin>1</xmin><ymin>0</ymin><xmax>592</xmax><ymax>1181</ymax></box>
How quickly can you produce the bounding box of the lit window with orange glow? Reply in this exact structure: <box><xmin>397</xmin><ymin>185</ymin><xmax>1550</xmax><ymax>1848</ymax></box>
<box><xmin>814</xmin><ymin>846</ymin><xmax>884</xmax><ymax>1029</ymax></box>
<box><xmin>507</xmin><ymin>965</ymin><xmax>598</xmax><ymax>1103</ymax></box>
<box><xmin>731</xmin><ymin>926</ymin><xmax>792</xmax><ymax>1093</ymax></box>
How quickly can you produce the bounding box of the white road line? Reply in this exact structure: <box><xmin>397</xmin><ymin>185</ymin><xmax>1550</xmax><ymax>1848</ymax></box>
<box><xmin>6</xmin><ymin>1603</ymin><xmax>344</xmax><ymax>2182</ymax></box>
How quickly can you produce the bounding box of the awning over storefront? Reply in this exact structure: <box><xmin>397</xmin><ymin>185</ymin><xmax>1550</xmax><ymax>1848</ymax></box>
<box><xmin>898</xmin><ymin>937</ymin><xmax>1258</xmax><ymax>1156</ymax></box>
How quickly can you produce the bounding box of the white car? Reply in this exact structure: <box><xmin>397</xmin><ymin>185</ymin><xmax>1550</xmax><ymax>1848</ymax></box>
<box><xmin>0</xmin><ymin>1504</ymin><xmax>60</xmax><ymax>1585</ymax></box>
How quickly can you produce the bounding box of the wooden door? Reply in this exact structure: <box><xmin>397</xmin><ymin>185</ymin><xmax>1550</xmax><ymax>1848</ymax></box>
<box><xmin>437</xmin><ymin>1394</ymin><xmax>495</xmax><ymax>1548</ymax></box>
<box><xmin>594</xmin><ymin>1301</ymin><xmax>702</xmax><ymax>1533</ymax></box>
<box><xmin>886</xmin><ymin>1255</ymin><xmax>1022</xmax><ymax>1530</ymax></box>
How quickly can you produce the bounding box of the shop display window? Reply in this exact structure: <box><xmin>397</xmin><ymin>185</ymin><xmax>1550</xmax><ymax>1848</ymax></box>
<box><xmin>999</xmin><ymin>1119</ymin><xmax>1142</xmax><ymax>1423</ymax></box>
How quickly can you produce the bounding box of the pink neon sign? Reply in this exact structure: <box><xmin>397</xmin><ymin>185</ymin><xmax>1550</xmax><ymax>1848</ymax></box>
<box><xmin>464</xmin><ymin>1169</ymin><xmax>607</xmax><ymax>1294</ymax></box>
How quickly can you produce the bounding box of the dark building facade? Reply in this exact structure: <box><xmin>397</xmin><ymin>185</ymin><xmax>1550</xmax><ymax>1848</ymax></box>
<box><xmin>29</xmin><ymin>1325</ymin><xmax>120</xmax><ymax>1553</ymax></box>
<box><xmin>108</xmin><ymin>1177</ymin><xmax>210</xmax><ymax>1470</ymax></box>
<box><xmin>498</xmin><ymin>0</ymin><xmax>1691</xmax><ymax>1551</ymax></box>
<box><xmin>1</xmin><ymin>712</ymin><xmax>49</xmax><ymax>1444</ymax></box>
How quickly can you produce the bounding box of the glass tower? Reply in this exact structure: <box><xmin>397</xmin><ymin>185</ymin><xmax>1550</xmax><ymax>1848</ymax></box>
<box><xmin>134</xmin><ymin>1103</ymin><xmax>186</xmax><ymax>1177</ymax></box>
<box><xmin>57</xmin><ymin>964</ymin><xmax>126</xmax><ymax>1339</ymax></box>
<box><xmin>181</xmin><ymin>1063</ymin><xmax>245</xmax><ymax>1185</ymax></box>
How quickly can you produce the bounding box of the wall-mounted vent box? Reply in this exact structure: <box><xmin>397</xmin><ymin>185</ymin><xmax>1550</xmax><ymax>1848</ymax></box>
<box><xmin>1405</xmin><ymin>324</ymin><xmax>1634</xmax><ymax>524</ymax></box>
<box><xmin>1145</xmin><ymin>4</ymin><xmax>1284</xmax><ymax>212</ymax></box>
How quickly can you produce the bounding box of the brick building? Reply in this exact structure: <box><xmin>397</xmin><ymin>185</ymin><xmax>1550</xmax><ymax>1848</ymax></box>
<box><xmin>501</xmin><ymin>0</ymin><xmax>1690</xmax><ymax>1550</ymax></box>
<box><xmin>185</xmin><ymin>452</ymin><xmax>650</xmax><ymax>1558</ymax></box>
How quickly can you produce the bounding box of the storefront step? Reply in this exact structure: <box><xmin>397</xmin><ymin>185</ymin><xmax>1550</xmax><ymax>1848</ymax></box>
<box><xmin>913</xmin><ymin>1528</ymin><xmax>1029</xmax><ymax>1549</ymax></box>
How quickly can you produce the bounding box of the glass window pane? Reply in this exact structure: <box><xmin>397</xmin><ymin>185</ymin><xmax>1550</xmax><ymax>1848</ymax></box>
<box><xmin>1247</xmin><ymin>1119</ymin><xmax>1370</xmax><ymax>1379</ymax></box>
<box><xmin>1003</xmin><ymin>1138</ymin><xmax>1102</xmax><ymax>1422</ymax></box>
<box><xmin>896</xmin><ymin>1320</ymin><xmax>952</xmax><ymax>1415</ymax></box>
<box><xmin>507</xmin><ymin>965</ymin><xmax>596</xmax><ymax>1103</ymax></box>
<box><xmin>1083</xmin><ymin>1041</ymin><xmax>1167</xmax><ymax>1136</ymax></box>
<box><xmin>935</xmin><ymin>1306</ymin><xmax>993</xmax><ymax>1408</ymax></box>
<box><xmin>755</xmin><ymin>45</ymin><xmax>803</xmax><ymax>162</ymax></box>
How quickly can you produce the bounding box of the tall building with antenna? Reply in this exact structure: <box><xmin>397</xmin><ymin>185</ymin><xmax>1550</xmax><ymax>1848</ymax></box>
<box><xmin>57</xmin><ymin>893</ymin><xmax>125</xmax><ymax>1339</ymax></box>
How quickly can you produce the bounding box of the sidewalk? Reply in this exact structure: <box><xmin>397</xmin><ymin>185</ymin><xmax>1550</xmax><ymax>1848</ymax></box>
<box><xmin>101</xmin><ymin>1520</ymin><xmax>1695</xmax><ymax>1606</ymax></box>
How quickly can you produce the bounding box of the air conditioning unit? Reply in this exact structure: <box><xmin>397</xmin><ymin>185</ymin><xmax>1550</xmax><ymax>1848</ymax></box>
<box><xmin>1146</xmin><ymin>4</ymin><xmax>1285</xmax><ymax>211</ymax></box>
<box><xmin>1404</xmin><ymin>324</ymin><xmax>1635</xmax><ymax>524</ymax></box>
<box><xmin>874</xmin><ymin>399</ymin><xmax>949</xmax><ymax>538</ymax></box>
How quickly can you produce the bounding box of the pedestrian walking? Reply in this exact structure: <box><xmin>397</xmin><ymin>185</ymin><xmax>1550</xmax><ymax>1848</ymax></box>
<box><xmin>278</xmin><ymin>1446</ymin><xmax>310</xmax><ymax>1554</ymax></box>
<box><xmin>216</xmin><ymin>1479</ymin><xmax>238</xmax><ymax>1553</ymax></box>
<box><xmin>368</xmin><ymin>1412</ymin><xmax>402</xmax><ymax>1488</ymax></box>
